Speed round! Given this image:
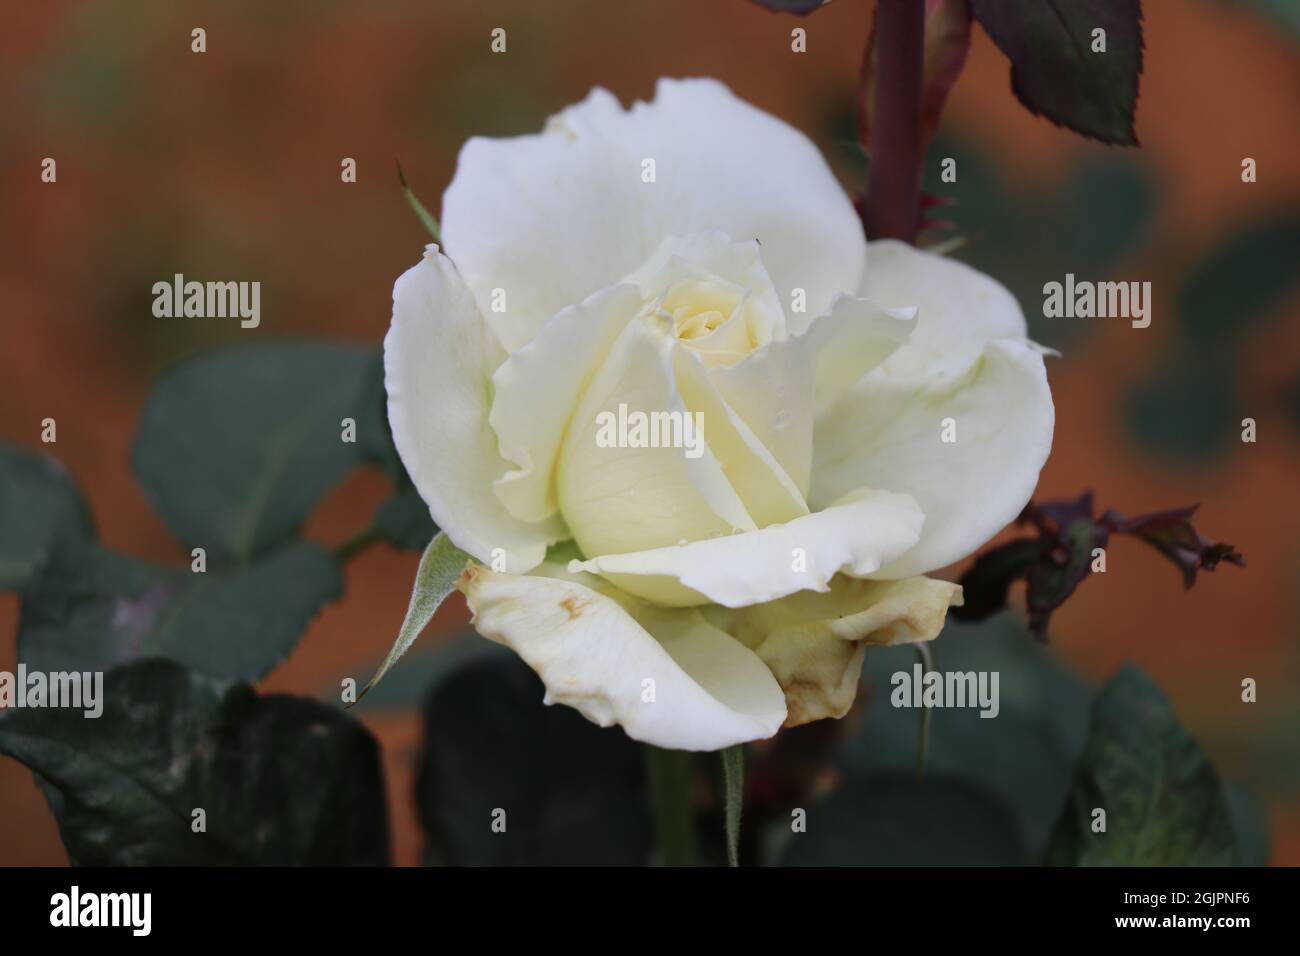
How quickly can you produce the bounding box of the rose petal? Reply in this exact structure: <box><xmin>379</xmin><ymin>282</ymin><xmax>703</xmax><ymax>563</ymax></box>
<box><xmin>442</xmin><ymin>78</ymin><xmax>865</xmax><ymax>352</ymax></box>
<box><xmin>814</xmin><ymin>337</ymin><xmax>1054</xmax><ymax>578</ymax></box>
<box><xmin>557</xmin><ymin>315</ymin><xmax>757</xmax><ymax>561</ymax></box>
<box><xmin>459</xmin><ymin>561</ymin><xmax>787</xmax><ymax>751</ymax></box>
<box><xmin>712</xmin><ymin>294</ymin><xmax>916</xmax><ymax>495</ymax></box>
<box><xmin>722</xmin><ymin>575</ymin><xmax>963</xmax><ymax>725</ymax></box>
<box><xmin>672</xmin><ymin>344</ymin><xmax>809</xmax><ymax>530</ymax></box>
<box><xmin>623</xmin><ymin>232</ymin><xmax>787</xmax><ymax>348</ymax></box>
<box><xmin>860</xmin><ymin>239</ymin><xmax>1031</xmax><ymax>384</ymax></box>
<box><xmin>570</xmin><ymin>487</ymin><xmax>925</xmax><ymax>608</ymax></box>
<box><xmin>490</xmin><ymin>283</ymin><xmax>642</xmax><ymax>524</ymax></box>
<box><xmin>384</xmin><ymin>247</ymin><xmax>563</xmax><ymax>572</ymax></box>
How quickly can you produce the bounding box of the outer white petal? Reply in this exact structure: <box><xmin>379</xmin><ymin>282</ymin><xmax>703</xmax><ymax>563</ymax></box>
<box><xmin>384</xmin><ymin>247</ymin><xmax>561</xmax><ymax>572</ymax></box>
<box><xmin>459</xmin><ymin>562</ymin><xmax>787</xmax><ymax>751</ymax></box>
<box><xmin>442</xmin><ymin>78</ymin><xmax>865</xmax><ymax>352</ymax></box>
<box><xmin>813</xmin><ymin>338</ymin><xmax>1054</xmax><ymax>578</ymax></box>
<box><xmin>490</xmin><ymin>283</ymin><xmax>642</xmax><ymax>523</ymax></box>
<box><xmin>860</xmin><ymin>239</ymin><xmax>1030</xmax><ymax>384</ymax></box>
<box><xmin>721</xmin><ymin>575</ymin><xmax>963</xmax><ymax>725</ymax></box>
<box><xmin>570</xmin><ymin>488</ymin><xmax>925</xmax><ymax>608</ymax></box>
<box><xmin>711</xmin><ymin>295</ymin><xmax>916</xmax><ymax>495</ymax></box>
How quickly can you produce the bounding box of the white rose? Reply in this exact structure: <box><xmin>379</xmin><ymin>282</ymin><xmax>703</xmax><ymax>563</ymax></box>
<box><xmin>385</xmin><ymin>78</ymin><xmax>1053</xmax><ymax>751</ymax></box>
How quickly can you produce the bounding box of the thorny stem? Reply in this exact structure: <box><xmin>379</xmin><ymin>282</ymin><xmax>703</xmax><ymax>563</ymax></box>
<box><xmin>862</xmin><ymin>0</ymin><xmax>925</xmax><ymax>243</ymax></box>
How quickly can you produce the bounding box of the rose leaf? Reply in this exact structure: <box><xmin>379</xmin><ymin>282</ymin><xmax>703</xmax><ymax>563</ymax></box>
<box><xmin>18</xmin><ymin>540</ymin><xmax>342</xmax><ymax>683</ymax></box>
<box><xmin>131</xmin><ymin>342</ymin><xmax>374</xmax><ymax>566</ymax></box>
<box><xmin>0</xmin><ymin>658</ymin><xmax>388</xmax><ymax>865</ymax></box>
<box><xmin>970</xmin><ymin>0</ymin><xmax>1143</xmax><ymax>145</ymax></box>
<box><xmin>1045</xmin><ymin>665</ymin><xmax>1242</xmax><ymax>865</ymax></box>
<box><xmin>0</xmin><ymin>442</ymin><xmax>95</xmax><ymax>591</ymax></box>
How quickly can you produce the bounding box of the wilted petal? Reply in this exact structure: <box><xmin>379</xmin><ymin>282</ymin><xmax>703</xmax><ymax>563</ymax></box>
<box><xmin>724</xmin><ymin>575</ymin><xmax>963</xmax><ymax>725</ymax></box>
<box><xmin>459</xmin><ymin>561</ymin><xmax>787</xmax><ymax>751</ymax></box>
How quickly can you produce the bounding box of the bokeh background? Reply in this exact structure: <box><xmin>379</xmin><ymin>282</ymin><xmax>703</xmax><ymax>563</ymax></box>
<box><xmin>1</xmin><ymin>0</ymin><xmax>1298</xmax><ymax>864</ymax></box>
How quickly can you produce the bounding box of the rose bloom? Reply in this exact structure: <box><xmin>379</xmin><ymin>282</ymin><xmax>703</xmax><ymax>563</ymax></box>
<box><xmin>385</xmin><ymin>78</ymin><xmax>1053</xmax><ymax>751</ymax></box>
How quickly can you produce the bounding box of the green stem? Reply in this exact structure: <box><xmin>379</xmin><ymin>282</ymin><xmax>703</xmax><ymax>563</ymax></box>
<box><xmin>645</xmin><ymin>746</ymin><xmax>698</xmax><ymax>866</ymax></box>
<box><xmin>915</xmin><ymin>642</ymin><xmax>934</xmax><ymax>780</ymax></box>
<box><xmin>720</xmin><ymin>744</ymin><xmax>745</xmax><ymax>868</ymax></box>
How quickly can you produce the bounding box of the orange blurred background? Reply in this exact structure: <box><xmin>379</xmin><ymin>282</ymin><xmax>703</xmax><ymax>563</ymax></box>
<box><xmin>1</xmin><ymin>0</ymin><xmax>1297</xmax><ymax>865</ymax></box>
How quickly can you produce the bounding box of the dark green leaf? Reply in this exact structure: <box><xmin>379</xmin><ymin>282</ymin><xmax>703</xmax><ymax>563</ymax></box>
<box><xmin>0</xmin><ymin>443</ymin><xmax>95</xmax><ymax>590</ymax></box>
<box><xmin>952</xmin><ymin>537</ymin><xmax>1041</xmax><ymax>622</ymax></box>
<box><xmin>1125</xmin><ymin>346</ymin><xmax>1240</xmax><ymax>464</ymax></box>
<box><xmin>0</xmin><ymin>658</ymin><xmax>388</xmax><ymax>865</ymax></box>
<box><xmin>372</xmin><ymin>479</ymin><xmax>437</xmax><ymax>551</ymax></box>
<box><xmin>417</xmin><ymin>654</ymin><xmax>650</xmax><ymax>865</ymax></box>
<box><xmin>1223</xmin><ymin>780</ymin><xmax>1270</xmax><ymax>866</ymax></box>
<box><xmin>845</xmin><ymin>616</ymin><xmax>1090</xmax><ymax>859</ymax></box>
<box><xmin>1178</xmin><ymin>214</ymin><xmax>1300</xmax><ymax>344</ymax></box>
<box><xmin>645</xmin><ymin>746</ymin><xmax>699</xmax><ymax>867</ymax></box>
<box><xmin>131</xmin><ymin>342</ymin><xmax>373</xmax><ymax>565</ymax></box>
<box><xmin>1061</xmin><ymin>158</ymin><xmax>1156</xmax><ymax>268</ymax></box>
<box><xmin>780</xmin><ymin>773</ymin><xmax>1028</xmax><ymax>865</ymax></box>
<box><xmin>1046</xmin><ymin>665</ymin><xmax>1238</xmax><ymax>865</ymax></box>
<box><xmin>1219</xmin><ymin>0</ymin><xmax>1300</xmax><ymax>38</ymax></box>
<box><xmin>971</xmin><ymin>0</ymin><xmax>1143</xmax><ymax>145</ymax></box>
<box><xmin>19</xmin><ymin>541</ymin><xmax>341</xmax><ymax>682</ymax></box>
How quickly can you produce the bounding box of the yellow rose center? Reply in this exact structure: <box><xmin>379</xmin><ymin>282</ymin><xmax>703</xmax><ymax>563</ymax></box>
<box><xmin>651</xmin><ymin>276</ymin><xmax>763</xmax><ymax>367</ymax></box>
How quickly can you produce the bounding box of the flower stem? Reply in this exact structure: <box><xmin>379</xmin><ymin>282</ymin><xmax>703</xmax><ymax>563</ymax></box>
<box><xmin>862</xmin><ymin>0</ymin><xmax>926</xmax><ymax>243</ymax></box>
<box><xmin>644</xmin><ymin>745</ymin><xmax>698</xmax><ymax>866</ymax></box>
<box><xmin>720</xmin><ymin>744</ymin><xmax>745</xmax><ymax>868</ymax></box>
<box><xmin>915</xmin><ymin>641</ymin><xmax>934</xmax><ymax>780</ymax></box>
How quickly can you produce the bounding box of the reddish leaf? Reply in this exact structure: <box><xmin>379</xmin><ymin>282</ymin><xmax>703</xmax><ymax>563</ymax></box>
<box><xmin>970</xmin><ymin>0</ymin><xmax>1143</xmax><ymax>145</ymax></box>
<box><xmin>1102</xmin><ymin>505</ymin><xmax>1246</xmax><ymax>589</ymax></box>
<box><xmin>957</xmin><ymin>493</ymin><xmax>1242</xmax><ymax>640</ymax></box>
